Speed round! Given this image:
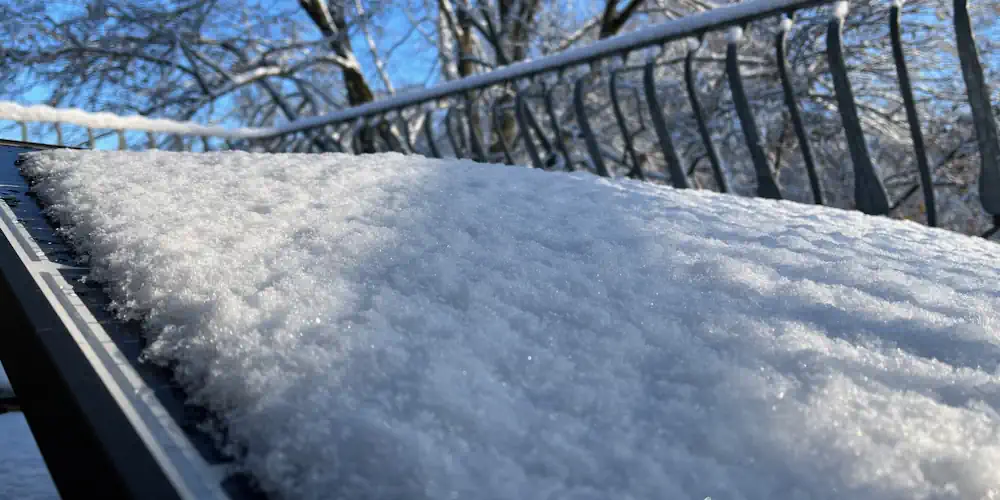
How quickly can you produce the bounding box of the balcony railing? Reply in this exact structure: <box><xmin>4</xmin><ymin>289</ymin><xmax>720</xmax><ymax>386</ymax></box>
<box><xmin>1</xmin><ymin>0</ymin><xmax>997</xmax><ymax>238</ymax></box>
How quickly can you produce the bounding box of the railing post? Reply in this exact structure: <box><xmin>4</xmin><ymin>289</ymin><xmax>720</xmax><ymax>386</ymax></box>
<box><xmin>491</xmin><ymin>101</ymin><xmax>516</xmax><ymax>165</ymax></box>
<box><xmin>826</xmin><ymin>2</ymin><xmax>890</xmax><ymax>215</ymax></box>
<box><xmin>610</xmin><ymin>71</ymin><xmax>646</xmax><ymax>180</ymax></box>
<box><xmin>326</xmin><ymin>125</ymin><xmax>346</xmax><ymax>153</ymax></box>
<box><xmin>685</xmin><ymin>42</ymin><xmax>730</xmax><ymax>192</ymax></box>
<box><xmin>374</xmin><ymin>116</ymin><xmax>405</xmax><ymax>154</ymax></box>
<box><xmin>776</xmin><ymin>17</ymin><xmax>824</xmax><ymax>204</ymax></box>
<box><xmin>643</xmin><ymin>61</ymin><xmax>690</xmax><ymax>189</ymax></box>
<box><xmin>464</xmin><ymin>96</ymin><xmax>486</xmax><ymax>162</ymax></box>
<box><xmin>352</xmin><ymin>119</ymin><xmax>376</xmax><ymax>154</ymax></box>
<box><xmin>953</xmin><ymin>0</ymin><xmax>1000</xmax><ymax>220</ymax></box>
<box><xmin>727</xmin><ymin>27</ymin><xmax>782</xmax><ymax>199</ymax></box>
<box><xmin>574</xmin><ymin>76</ymin><xmax>611</xmax><ymax>177</ymax></box>
<box><xmin>423</xmin><ymin>109</ymin><xmax>442</xmax><ymax>159</ymax></box>
<box><xmin>515</xmin><ymin>89</ymin><xmax>545</xmax><ymax>169</ymax></box>
<box><xmin>445</xmin><ymin>108</ymin><xmax>465</xmax><ymax>159</ymax></box>
<box><xmin>889</xmin><ymin>3</ymin><xmax>937</xmax><ymax>226</ymax></box>
<box><xmin>543</xmin><ymin>80</ymin><xmax>573</xmax><ymax>171</ymax></box>
<box><xmin>396</xmin><ymin>111</ymin><xmax>417</xmax><ymax>154</ymax></box>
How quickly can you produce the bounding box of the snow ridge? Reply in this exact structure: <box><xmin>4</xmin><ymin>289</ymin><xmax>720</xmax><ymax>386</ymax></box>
<box><xmin>21</xmin><ymin>150</ymin><xmax>1000</xmax><ymax>500</ymax></box>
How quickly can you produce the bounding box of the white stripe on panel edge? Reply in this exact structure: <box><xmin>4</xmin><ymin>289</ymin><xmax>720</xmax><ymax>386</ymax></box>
<box><xmin>0</xmin><ymin>200</ymin><xmax>232</xmax><ymax>500</ymax></box>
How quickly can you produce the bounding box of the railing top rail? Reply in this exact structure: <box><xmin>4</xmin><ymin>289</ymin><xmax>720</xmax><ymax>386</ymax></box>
<box><xmin>0</xmin><ymin>102</ymin><xmax>262</xmax><ymax>139</ymax></box>
<box><xmin>256</xmin><ymin>0</ymin><xmax>835</xmax><ymax>139</ymax></box>
<box><xmin>0</xmin><ymin>0</ymin><xmax>834</xmax><ymax>141</ymax></box>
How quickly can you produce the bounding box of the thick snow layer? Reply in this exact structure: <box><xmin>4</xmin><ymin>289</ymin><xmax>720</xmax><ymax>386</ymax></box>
<box><xmin>21</xmin><ymin>150</ymin><xmax>1000</xmax><ymax>500</ymax></box>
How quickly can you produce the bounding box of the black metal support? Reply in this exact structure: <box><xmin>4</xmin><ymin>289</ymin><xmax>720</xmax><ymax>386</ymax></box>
<box><xmin>519</xmin><ymin>88</ymin><xmax>556</xmax><ymax>163</ymax></box>
<box><xmin>14</xmin><ymin>0</ymin><xmax>998</xmax><ymax>235</ymax></box>
<box><xmin>464</xmin><ymin>96</ymin><xmax>486</xmax><ymax>162</ymax></box>
<box><xmin>826</xmin><ymin>14</ymin><xmax>890</xmax><ymax>215</ymax></box>
<box><xmin>376</xmin><ymin>118</ymin><xmax>406</xmax><ymax>154</ymax></box>
<box><xmin>516</xmin><ymin>90</ymin><xmax>546</xmax><ymax>169</ymax></box>
<box><xmin>574</xmin><ymin>77</ymin><xmax>612</xmax><ymax>177</ymax></box>
<box><xmin>776</xmin><ymin>20</ymin><xmax>824</xmax><ymax>204</ymax></box>
<box><xmin>423</xmin><ymin>110</ymin><xmax>442</xmax><ymax>158</ymax></box>
<box><xmin>543</xmin><ymin>82</ymin><xmax>573</xmax><ymax>171</ymax></box>
<box><xmin>445</xmin><ymin>108</ymin><xmax>465</xmax><ymax>158</ymax></box>
<box><xmin>610</xmin><ymin>71</ymin><xmax>646</xmax><ymax>180</ymax></box>
<box><xmin>953</xmin><ymin>0</ymin><xmax>1000</xmax><ymax>217</ymax></box>
<box><xmin>351</xmin><ymin>121</ymin><xmax>366</xmax><ymax>154</ymax></box>
<box><xmin>398</xmin><ymin>112</ymin><xmax>417</xmax><ymax>154</ymax></box>
<box><xmin>889</xmin><ymin>5</ymin><xmax>936</xmax><ymax>225</ymax></box>
<box><xmin>727</xmin><ymin>34</ymin><xmax>781</xmax><ymax>199</ymax></box>
<box><xmin>643</xmin><ymin>61</ymin><xmax>690</xmax><ymax>189</ymax></box>
<box><xmin>685</xmin><ymin>49</ymin><xmax>729</xmax><ymax>192</ymax></box>
<box><xmin>491</xmin><ymin>103</ymin><xmax>516</xmax><ymax>165</ymax></box>
<box><xmin>327</xmin><ymin>125</ymin><xmax>346</xmax><ymax>153</ymax></box>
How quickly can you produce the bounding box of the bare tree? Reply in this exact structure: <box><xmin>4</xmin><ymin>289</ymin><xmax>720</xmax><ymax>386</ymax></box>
<box><xmin>0</xmin><ymin>0</ymin><xmax>997</xmax><ymax>234</ymax></box>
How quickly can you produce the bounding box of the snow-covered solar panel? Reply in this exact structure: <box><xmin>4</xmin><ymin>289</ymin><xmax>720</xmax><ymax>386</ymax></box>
<box><xmin>10</xmin><ymin>148</ymin><xmax>1000</xmax><ymax>500</ymax></box>
<box><xmin>0</xmin><ymin>140</ymin><xmax>262</xmax><ymax>499</ymax></box>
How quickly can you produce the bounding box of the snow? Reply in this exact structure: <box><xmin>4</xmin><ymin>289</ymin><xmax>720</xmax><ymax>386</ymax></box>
<box><xmin>0</xmin><ymin>0</ymin><xmax>816</xmax><ymax>143</ymax></box>
<box><xmin>0</xmin><ymin>101</ymin><xmax>261</xmax><ymax>139</ymax></box>
<box><xmin>726</xmin><ymin>26</ymin><xmax>744</xmax><ymax>43</ymax></box>
<box><xmin>833</xmin><ymin>1</ymin><xmax>850</xmax><ymax>20</ymax></box>
<box><xmin>1</xmin><ymin>0</ymin><xmax>839</xmax><ymax>145</ymax></box>
<box><xmin>0</xmin><ymin>367</ymin><xmax>59</xmax><ymax>500</ymax></box>
<box><xmin>780</xmin><ymin>17</ymin><xmax>795</xmax><ymax>32</ymax></box>
<box><xmin>20</xmin><ymin>149</ymin><xmax>1000</xmax><ymax>500</ymax></box>
<box><xmin>264</xmin><ymin>0</ymin><xmax>831</xmax><ymax>139</ymax></box>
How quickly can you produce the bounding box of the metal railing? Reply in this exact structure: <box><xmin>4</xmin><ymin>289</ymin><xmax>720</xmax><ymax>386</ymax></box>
<box><xmin>3</xmin><ymin>0</ymin><xmax>998</xmax><ymax>238</ymax></box>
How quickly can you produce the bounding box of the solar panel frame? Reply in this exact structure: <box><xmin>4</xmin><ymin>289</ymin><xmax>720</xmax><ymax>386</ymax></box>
<box><xmin>0</xmin><ymin>140</ymin><xmax>265</xmax><ymax>500</ymax></box>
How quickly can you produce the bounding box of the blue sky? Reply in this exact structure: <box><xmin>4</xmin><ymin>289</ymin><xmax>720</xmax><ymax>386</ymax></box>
<box><xmin>1</xmin><ymin>0</ymin><xmax>441</xmax><ymax>146</ymax></box>
<box><xmin>3</xmin><ymin>0</ymin><xmax>997</xmax><ymax>147</ymax></box>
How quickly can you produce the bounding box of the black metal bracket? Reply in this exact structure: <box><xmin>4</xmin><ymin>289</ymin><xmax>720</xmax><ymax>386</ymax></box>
<box><xmin>0</xmin><ymin>141</ymin><xmax>238</xmax><ymax>500</ymax></box>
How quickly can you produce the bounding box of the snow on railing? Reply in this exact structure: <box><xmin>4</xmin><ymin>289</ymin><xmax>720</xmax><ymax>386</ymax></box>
<box><xmin>1</xmin><ymin>0</ymin><xmax>998</xmax><ymax>238</ymax></box>
<box><xmin>0</xmin><ymin>0</ymin><xmax>831</xmax><ymax>146</ymax></box>
<box><xmin>0</xmin><ymin>101</ymin><xmax>264</xmax><ymax>142</ymax></box>
<box><xmin>254</xmin><ymin>0</ymin><xmax>833</xmax><ymax>139</ymax></box>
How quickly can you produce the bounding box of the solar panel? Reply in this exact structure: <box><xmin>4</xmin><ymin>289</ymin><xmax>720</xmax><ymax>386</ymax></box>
<box><xmin>0</xmin><ymin>140</ymin><xmax>265</xmax><ymax>500</ymax></box>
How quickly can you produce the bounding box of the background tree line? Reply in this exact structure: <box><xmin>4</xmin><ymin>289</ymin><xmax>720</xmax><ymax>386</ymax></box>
<box><xmin>0</xmin><ymin>0</ymin><xmax>998</xmax><ymax>235</ymax></box>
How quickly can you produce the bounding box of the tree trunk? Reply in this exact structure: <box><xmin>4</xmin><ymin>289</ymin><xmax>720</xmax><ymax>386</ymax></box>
<box><xmin>300</xmin><ymin>0</ymin><xmax>399</xmax><ymax>153</ymax></box>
